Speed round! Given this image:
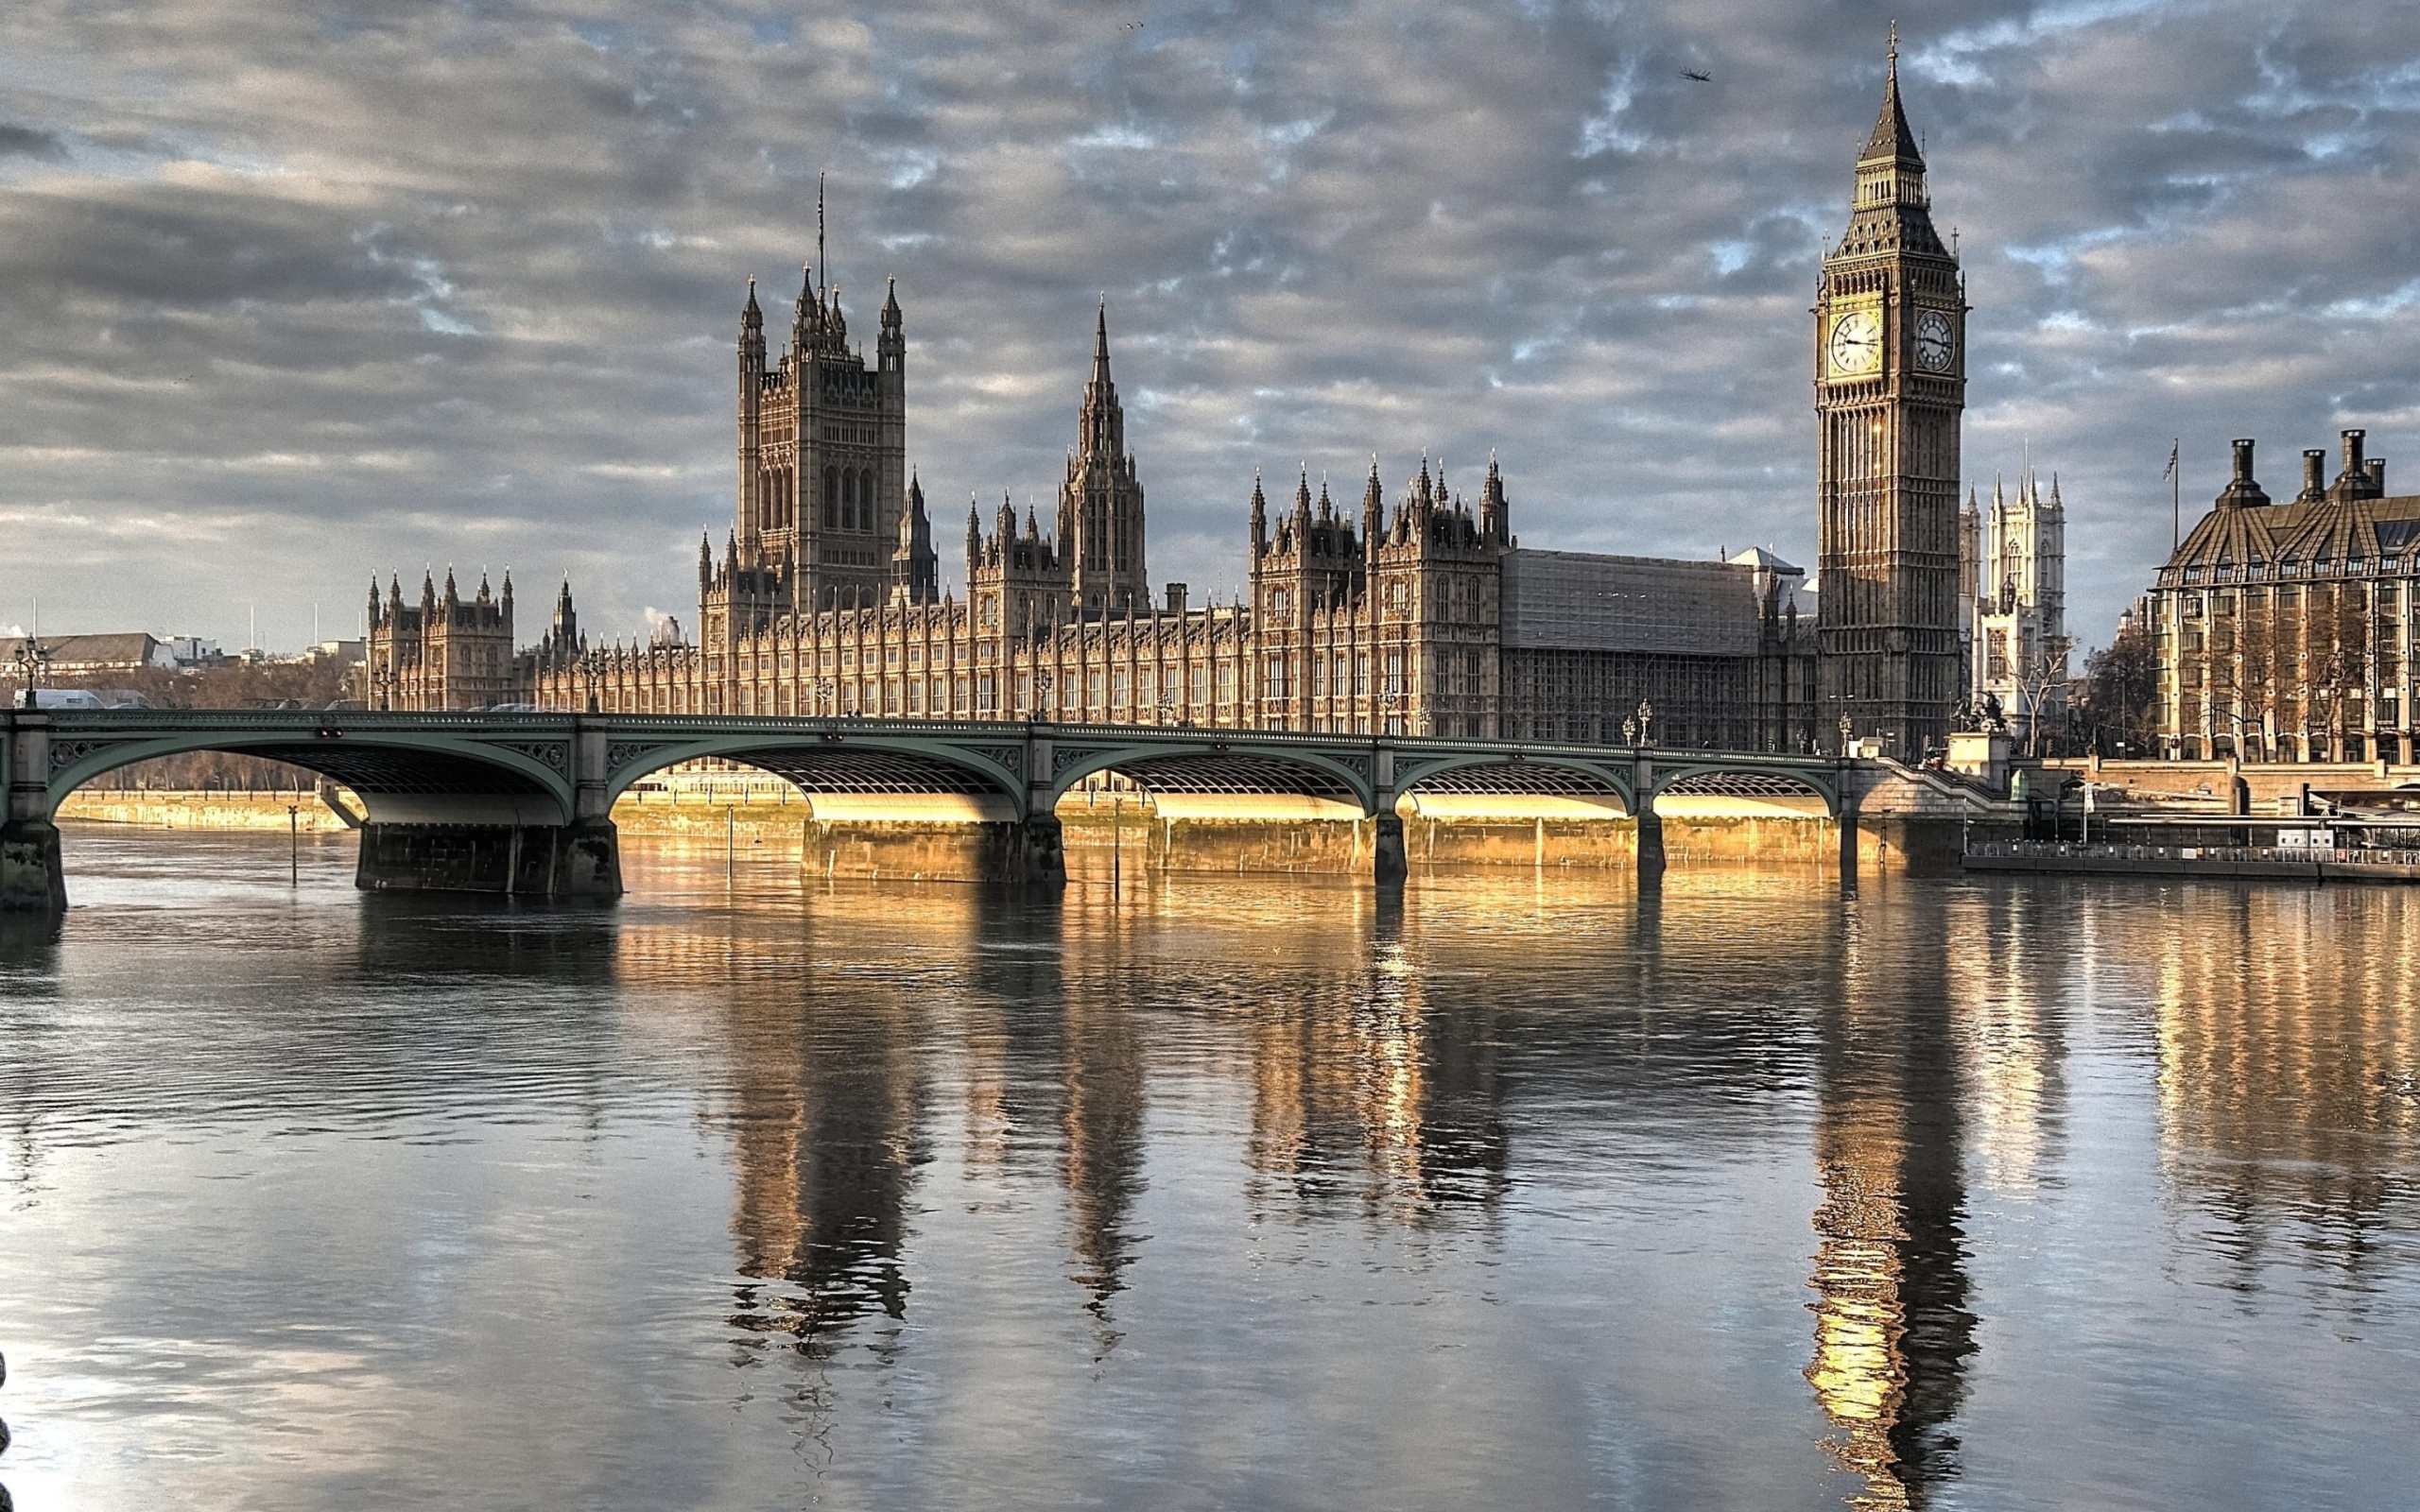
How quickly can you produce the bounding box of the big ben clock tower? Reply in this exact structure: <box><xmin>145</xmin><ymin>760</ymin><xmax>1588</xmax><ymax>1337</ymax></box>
<box><xmin>1816</xmin><ymin>32</ymin><xmax>1965</xmax><ymax>758</ymax></box>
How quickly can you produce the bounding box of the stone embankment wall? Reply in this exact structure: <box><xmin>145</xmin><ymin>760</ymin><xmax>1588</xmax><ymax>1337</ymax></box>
<box><xmin>57</xmin><ymin>786</ymin><xmax>1876</xmax><ymax>881</ymax></box>
<box><xmin>58</xmin><ymin>789</ymin><xmax>356</xmax><ymax>833</ymax></box>
<box><xmin>2034</xmin><ymin>757</ymin><xmax>2420</xmax><ymax>811</ymax></box>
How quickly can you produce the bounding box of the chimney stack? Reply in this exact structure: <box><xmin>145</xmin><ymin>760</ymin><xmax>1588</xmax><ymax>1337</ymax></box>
<box><xmin>2232</xmin><ymin>438</ymin><xmax>2256</xmax><ymax>482</ymax></box>
<box><xmin>2304</xmin><ymin>449</ymin><xmax>2326</xmax><ymax>500</ymax></box>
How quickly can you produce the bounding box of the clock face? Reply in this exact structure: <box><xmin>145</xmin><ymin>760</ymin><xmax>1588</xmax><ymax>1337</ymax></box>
<box><xmin>1915</xmin><ymin>309</ymin><xmax>1958</xmax><ymax>372</ymax></box>
<box><xmin>1827</xmin><ymin>308</ymin><xmax>1883</xmax><ymax>378</ymax></box>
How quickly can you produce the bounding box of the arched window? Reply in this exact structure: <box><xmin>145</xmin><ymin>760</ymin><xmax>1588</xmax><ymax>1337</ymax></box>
<box><xmin>823</xmin><ymin>468</ymin><xmax>839</xmax><ymax>528</ymax></box>
<box><xmin>842</xmin><ymin>470</ymin><xmax>857</xmax><ymax>531</ymax></box>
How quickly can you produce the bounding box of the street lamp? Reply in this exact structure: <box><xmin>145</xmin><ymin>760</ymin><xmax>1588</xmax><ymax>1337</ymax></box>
<box><xmin>1030</xmin><ymin>667</ymin><xmax>1055</xmax><ymax>722</ymax></box>
<box><xmin>370</xmin><ymin>662</ymin><xmax>399</xmax><ymax>712</ymax></box>
<box><xmin>10</xmin><ymin>636</ymin><xmax>53</xmax><ymax>705</ymax></box>
<box><xmin>1621</xmin><ymin>714</ymin><xmax>1637</xmax><ymax>746</ymax></box>
<box><xmin>816</xmin><ymin>677</ymin><xmax>836</xmax><ymax>717</ymax></box>
<box><xmin>579</xmin><ymin>649</ymin><xmax>605</xmax><ymax>713</ymax></box>
<box><xmin>1839</xmin><ymin>713</ymin><xmax>1856</xmax><ymax>757</ymax></box>
<box><xmin>1635</xmin><ymin>698</ymin><xmax>1654</xmax><ymax>747</ymax></box>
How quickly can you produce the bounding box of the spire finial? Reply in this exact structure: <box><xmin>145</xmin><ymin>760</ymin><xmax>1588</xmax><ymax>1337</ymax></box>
<box><xmin>1889</xmin><ymin>19</ymin><xmax>1898</xmax><ymax>67</ymax></box>
<box><xmin>817</xmin><ymin>172</ymin><xmax>827</xmax><ymax>298</ymax></box>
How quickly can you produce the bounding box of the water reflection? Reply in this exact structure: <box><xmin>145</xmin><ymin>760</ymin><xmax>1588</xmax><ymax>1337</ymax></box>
<box><xmin>8</xmin><ymin>833</ymin><xmax>2420</xmax><ymax>1510</ymax></box>
<box><xmin>1806</xmin><ymin>887</ymin><xmax>1977</xmax><ymax>1509</ymax></box>
<box><xmin>2152</xmin><ymin>887</ymin><xmax>2420</xmax><ymax>1285</ymax></box>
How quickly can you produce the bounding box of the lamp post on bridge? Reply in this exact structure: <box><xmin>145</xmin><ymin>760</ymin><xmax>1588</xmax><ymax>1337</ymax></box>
<box><xmin>10</xmin><ymin>637</ymin><xmax>53</xmax><ymax>708</ymax></box>
<box><xmin>1031</xmin><ymin>668</ymin><xmax>1055</xmax><ymax>723</ymax></box>
<box><xmin>1839</xmin><ymin>713</ymin><xmax>1856</xmax><ymax>758</ymax></box>
<box><xmin>1635</xmin><ymin>699</ymin><xmax>1654</xmax><ymax>748</ymax></box>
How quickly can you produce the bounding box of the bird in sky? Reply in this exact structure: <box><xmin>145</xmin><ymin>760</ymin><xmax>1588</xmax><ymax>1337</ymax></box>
<box><xmin>1680</xmin><ymin>69</ymin><xmax>1712</xmax><ymax>83</ymax></box>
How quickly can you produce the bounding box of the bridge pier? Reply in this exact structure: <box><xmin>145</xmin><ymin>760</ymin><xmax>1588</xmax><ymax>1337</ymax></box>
<box><xmin>1371</xmin><ymin>747</ymin><xmax>1406</xmax><ymax>884</ymax></box>
<box><xmin>355</xmin><ymin>817</ymin><xmax>622</xmax><ymax>899</ymax></box>
<box><xmin>1634</xmin><ymin>755</ymin><xmax>1666</xmax><ymax>877</ymax></box>
<box><xmin>1019</xmin><ymin>729</ymin><xmax>1068</xmax><ymax>886</ymax></box>
<box><xmin>354</xmin><ymin>725</ymin><xmax>623</xmax><ymax>900</ymax></box>
<box><xmin>1838</xmin><ymin>796</ymin><xmax>1861</xmax><ymax>890</ymax></box>
<box><xmin>3</xmin><ymin>714</ymin><xmax>66</xmax><ymax>913</ymax></box>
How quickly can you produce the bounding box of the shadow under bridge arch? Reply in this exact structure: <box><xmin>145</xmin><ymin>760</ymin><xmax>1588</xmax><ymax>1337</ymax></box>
<box><xmin>1394</xmin><ymin>751</ymin><xmax>1637</xmax><ymax>816</ymax></box>
<box><xmin>604</xmin><ymin>732</ymin><xmax>1027</xmax><ymax>820</ymax></box>
<box><xmin>1045</xmin><ymin>737</ymin><xmax>1378</xmax><ymax>816</ymax></box>
<box><xmin>44</xmin><ymin>722</ymin><xmax>575</xmax><ymax>826</ymax></box>
<box><xmin>1650</xmin><ymin>763</ymin><xmax>1841</xmax><ymax>817</ymax></box>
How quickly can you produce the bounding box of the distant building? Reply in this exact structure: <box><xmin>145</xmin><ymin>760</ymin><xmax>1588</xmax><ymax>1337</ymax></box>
<box><xmin>1959</xmin><ymin>471</ymin><xmax>2068</xmax><ymax>744</ymax></box>
<box><xmin>2145</xmin><ymin>432</ymin><xmax>2419</xmax><ymax>762</ymax></box>
<box><xmin>0</xmin><ymin>632</ymin><xmax>178</xmax><ymax>683</ymax></box>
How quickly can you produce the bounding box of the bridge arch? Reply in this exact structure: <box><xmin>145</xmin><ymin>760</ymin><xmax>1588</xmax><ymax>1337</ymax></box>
<box><xmin>1647</xmin><ymin>761</ymin><xmax>1841</xmax><ymax>816</ymax></box>
<box><xmin>1044</xmin><ymin>738</ymin><xmax>1378</xmax><ymax>815</ymax></box>
<box><xmin>1393</xmin><ymin>751</ymin><xmax>1638</xmax><ymax>815</ymax></box>
<box><xmin>601</xmin><ymin>731</ymin><xmax>1027</xmax><ymax>816</ymax></box>
<box><xmin>44</xmin><ymin>726</ymin><xmax>578</xmax><ymax>825</ymax></box>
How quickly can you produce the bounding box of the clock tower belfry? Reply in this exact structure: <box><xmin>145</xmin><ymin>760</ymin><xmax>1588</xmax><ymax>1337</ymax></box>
<box><xmin>1816</xmin><ymin>33</ymin><xmax>1965</xmax><ymax>759</ymax></box>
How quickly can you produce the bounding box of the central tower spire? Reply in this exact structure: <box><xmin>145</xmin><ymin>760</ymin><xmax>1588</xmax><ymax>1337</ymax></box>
<box><xmin>1059</xmin><ymin>299</ymin><xmax>1149</xmax><ymax>613</ymax></box>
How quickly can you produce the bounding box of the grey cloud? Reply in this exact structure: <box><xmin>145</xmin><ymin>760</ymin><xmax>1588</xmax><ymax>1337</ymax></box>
<box><xmin>2</xmin><ymin>0</ymin><xmax>2419</xmax><ymax>655</ymax></box>
<box><xmin>0</xmin><ymin>122</ymin><xmax>64</xmax><ymax>158</ymax></box>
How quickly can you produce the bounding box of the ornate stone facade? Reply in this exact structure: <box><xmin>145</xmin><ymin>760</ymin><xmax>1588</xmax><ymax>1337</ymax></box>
<box><xmin>363</xmin><ymin>64</ymin><xmax>2003</xmax><ymax>756</ymax></box>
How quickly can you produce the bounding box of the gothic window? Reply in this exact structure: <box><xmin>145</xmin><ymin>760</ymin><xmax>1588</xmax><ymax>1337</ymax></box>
<box><xmin>823</xmin><ymin>469</ymin><xmax>838</xmax><ymax>528</ymax></box>
<box><xmin>1355</xmin><ymin>654</ymin><xmax>1371</xmax><ymax>696</ymax></box>
<box><xmin>1191</xmin><ymin>664</ymin><xmax>1209</xmax><ymax>706</ymax></box>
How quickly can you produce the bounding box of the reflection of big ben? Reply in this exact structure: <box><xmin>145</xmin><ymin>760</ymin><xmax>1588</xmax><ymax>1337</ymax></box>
<box><xmin>1817</xmin><ymin>33</ymin><xmax>1965</xmax><ymax>759</ymax></box>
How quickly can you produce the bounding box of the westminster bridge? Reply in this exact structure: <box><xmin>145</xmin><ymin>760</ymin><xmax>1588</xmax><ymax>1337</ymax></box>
<box><xmin>1</xmin><ymin>708</ymin><xmax>1880</xmax><ymax>909</ymax></box>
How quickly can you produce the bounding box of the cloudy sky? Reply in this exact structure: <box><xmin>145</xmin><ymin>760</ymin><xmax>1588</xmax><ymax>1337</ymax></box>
<box><xmin>4</xmin><ymin>0</ymin><xmax>2418</xmax><ymax>654</ymax></box>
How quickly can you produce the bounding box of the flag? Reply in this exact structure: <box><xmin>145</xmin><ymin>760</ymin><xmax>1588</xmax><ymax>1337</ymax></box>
<box><xmin>2163</xmin><ymin>441</ymin><xmax>2178</xmax><ymax>481</ymax></box>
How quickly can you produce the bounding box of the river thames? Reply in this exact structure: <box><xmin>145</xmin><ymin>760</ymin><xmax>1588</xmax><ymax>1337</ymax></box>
<box><xmin>1</xmin><ymin>830</ymin><xmax>2415</xmax><ymax>1509</ymax></box>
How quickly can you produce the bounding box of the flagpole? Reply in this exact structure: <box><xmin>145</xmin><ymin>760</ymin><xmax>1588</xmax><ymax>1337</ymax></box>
<box><xmin>2170</xmin><ymin>438</ymin><xmax>2180</xmax><ymax>551</ymax></box>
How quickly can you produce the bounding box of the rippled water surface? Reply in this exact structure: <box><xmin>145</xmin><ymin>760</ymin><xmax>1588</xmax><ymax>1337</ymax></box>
<box><xmin>3</xmin><ymin>829</ymin><xmax>2418</xmax><ymax>1509</ymax></box>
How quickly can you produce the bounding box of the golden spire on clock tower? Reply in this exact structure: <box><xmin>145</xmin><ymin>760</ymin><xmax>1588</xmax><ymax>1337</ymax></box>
<box><xmin>1813</xmin><ymin>30</ymin><xmax>1967</xmax><ymax>760</ymax></box>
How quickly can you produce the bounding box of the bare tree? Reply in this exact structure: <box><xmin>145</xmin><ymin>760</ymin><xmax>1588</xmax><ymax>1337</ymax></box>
<box><xmin>2083</xmin><ymin>620</ymin><xmax>2158</xmax><ymax>756</ymax></box>
<box><xmin>2006</xmin><ymin>639</ymin><xmax>2072</xmax><ymax>756</ymax></box>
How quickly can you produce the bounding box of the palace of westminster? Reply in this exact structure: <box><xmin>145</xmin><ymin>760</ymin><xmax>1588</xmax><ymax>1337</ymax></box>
<box><xmin>367</xmin><ymin>53</ymin><xmax>2090</xmax><ymax>761</ymax></box>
